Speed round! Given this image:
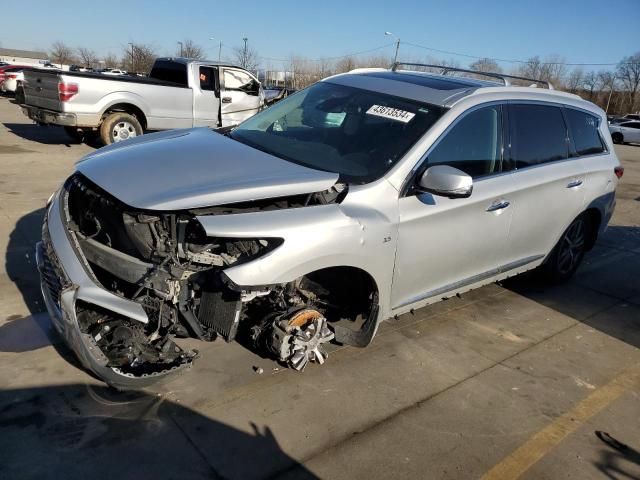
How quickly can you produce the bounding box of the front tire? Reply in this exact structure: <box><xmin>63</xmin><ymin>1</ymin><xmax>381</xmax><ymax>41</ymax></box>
<box><xmin>612</xmin><ymin>132</ymin><xmax>623</xmax><ymax>144</ymax></box>
<box><xmin>99</xmin><ymin>112</ymin><xmax>143</xmax><ymax>145</ymax></box>
<box><xmin>541</xmin><ymin>214</ymin><xmax>590</xmax><ymax>283</ymax></box>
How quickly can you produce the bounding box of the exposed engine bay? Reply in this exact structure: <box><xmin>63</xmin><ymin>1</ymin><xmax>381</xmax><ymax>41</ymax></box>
<box><xmin>62</xmin><ymin>174</ymin><xmax>375</xmax><ymax>382</ymax></box>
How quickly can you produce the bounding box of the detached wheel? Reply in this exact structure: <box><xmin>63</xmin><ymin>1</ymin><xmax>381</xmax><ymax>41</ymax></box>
<box><xmin>542</xmin><ymin>214</ymin><xmax>590</xmax><ymax>283</ymax></box>
<box><xmin>611</xmin><ymin>132</ymin><xmax>623</xmax><ymax>144</ymax></box>
<box><xmin>99</xmin><ymin>112</ymin><xmax>142</xmax><ymax>145</ymax></box>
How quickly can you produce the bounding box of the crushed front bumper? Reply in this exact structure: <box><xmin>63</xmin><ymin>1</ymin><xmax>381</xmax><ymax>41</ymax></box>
<box><xmin>35</xmin><ymin>189</ymin><xmax>159</xmax><ymax>387</ymax></box>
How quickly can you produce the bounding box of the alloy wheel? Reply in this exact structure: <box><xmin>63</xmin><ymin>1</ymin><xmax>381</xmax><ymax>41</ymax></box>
<box><xmin>557</xmin><ymin>219</ymin><xmax>585</xmax><ymax>275</ymax></box>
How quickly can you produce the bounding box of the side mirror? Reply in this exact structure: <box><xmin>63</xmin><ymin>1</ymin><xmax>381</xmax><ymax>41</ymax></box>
<box><xmin>417</xmin><ymin>165</ymin><xmax>473</xmax><ymax>198</ymax></box>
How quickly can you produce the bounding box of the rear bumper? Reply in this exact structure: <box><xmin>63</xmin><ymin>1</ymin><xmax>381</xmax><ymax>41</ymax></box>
<box><xmin>22</xmin><ymin>105</ymin><xmax>76</xmax><ymax>126</ymax></box>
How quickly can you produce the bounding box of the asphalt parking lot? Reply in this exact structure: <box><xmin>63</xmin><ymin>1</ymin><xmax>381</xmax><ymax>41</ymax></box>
<box><xmin>1</xmin><ymin>95</ymin><xmax>639</xmax><ymax>480</ymax></box>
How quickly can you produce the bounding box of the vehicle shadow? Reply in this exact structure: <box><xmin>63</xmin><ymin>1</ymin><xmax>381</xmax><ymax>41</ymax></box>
<box><xmin>503</xmin><ymin>225</ymin><xmax>640</xmax><ymax>349</ymax></box>
<box><xmin>593</xmin><ymin>431</ymin><xmax>640</xmax><ymax>480</ymax></box>
<box><xmin>2</xmin><ymin>122</ymin><xmax>100</xmax><ymax>148</ymax></box>
<box><xmin>2</xmin><ymin>207</ymin><xmax>91</xmax><ymax>370</ymax></box>
<box><xmin>0</xmin><ymin>383</ymin><xmax>318</xmax><ymax>480</ymax></box>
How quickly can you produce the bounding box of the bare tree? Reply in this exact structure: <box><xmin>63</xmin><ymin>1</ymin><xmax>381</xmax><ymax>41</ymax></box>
<box><xmin>469</xmin><ymin>57</ymin><xmax>502</xmax><ymax>73</ymax></box>
<box><xmin>616</xmin><ymin>52</ymin><xmax>640</xmax><ymax>112</ymax></box>
<box><xmin>123</xmin><ymin>43</ymin><xmax>157</xmax><ymax>74</ymax></box>
<box><xmin>334</xmin><ymin>56</ymin><xmax>356</xmax><ymax>74</ymax></box>
<box><xmin>177</xmin><ymin>39</ymin><xmax>205</xmax><ymax>60</ymax></box>
<box><xmin>565</xmin><ymin>68</ymin><xmax>584</xmax><ymax>93</ymax></box>
<box><xmin>358</xmin><ymin>54</ymin><xmax>393</xmax><ymax>69</ymax></box>
<box><xmin>233</xmin><ymin>38</ymin><xmax>259</xmax><ymax>71</ymax></box>
<box><xmin>50</xmin><ymin>41</ymin><xmax>75</xmax><ymax>66</ymax></box>
<box><xmin>102</xmin><ymin>53</ymin><xmax>119</xmax><ymax>69</ymax></box>
<box><xmin>582</xmin><ymin>71</ymin><xmax>598</xmax><ymax>100</ymax></box>
<box><xmin>77</xmin><ymin>47</ymin><xmax>98</xmax><ymax>68</ymax></box>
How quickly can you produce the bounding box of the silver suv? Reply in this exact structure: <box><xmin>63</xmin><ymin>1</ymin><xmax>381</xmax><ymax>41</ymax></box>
<box><xmin>36</xmin><ymin>63</ymin><xmax>622</xmax><ymax>388</ymax></box>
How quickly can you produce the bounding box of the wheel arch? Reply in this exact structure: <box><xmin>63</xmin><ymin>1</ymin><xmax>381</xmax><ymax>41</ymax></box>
<box><xmin>101</xmin><ymin>102</ymin><xmax>148</xmax><ymax>130</ymax></box>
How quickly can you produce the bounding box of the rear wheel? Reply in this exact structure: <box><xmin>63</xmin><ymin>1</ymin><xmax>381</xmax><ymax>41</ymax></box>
<box><xmin>99</xmin><ymin>112</ymin><xmax>143</xmax><ymax>145</ymax></box>
<box><xmin>14</xmin><ymin>87</ymin><xmax>25</xmax><ymax>104</ymax></box>
<box><xmin>541</xmin><ymin>214</ymin><xmax>590</xmax><ymax>283</ymax></box>
<box><xmin>612</xmin><ymin>132</ymin><xmax>623</xmax><ymax>144</ymax></box>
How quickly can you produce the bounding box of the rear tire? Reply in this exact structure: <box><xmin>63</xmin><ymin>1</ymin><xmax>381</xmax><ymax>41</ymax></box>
<box><xmin>15</xmin><ymin>87</ymin><xmax>25</xmax><ymax>104</ymax></box>
<box><xmin>611</xmin><ymin>132</ymin><xmax>623</xmax><ymax>144</ymax></box>
<box><xmin>541</xmin><ymin>213</ymin><xmax>590</xmax><ymax>283</ymax></box>
<box><xmin>99</xmin><ymin>112</ymin><xmax>143</xmax><ymax>146</ymax></box>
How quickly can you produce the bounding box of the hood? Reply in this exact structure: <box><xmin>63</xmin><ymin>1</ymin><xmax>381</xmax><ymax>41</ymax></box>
<box><xmin>76</xmin><ymin>128</ymin><xmax>339</xmax><ymax>210</ymax></box>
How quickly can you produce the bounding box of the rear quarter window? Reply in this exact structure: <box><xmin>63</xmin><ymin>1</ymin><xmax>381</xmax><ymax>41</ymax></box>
<box><xmin>149</xmin><ymin>61</ymin><xmax>188</xmax><ymax>86</ymax></box>
<box><xmin>565</xmin><ymin>108</ymin><xmax>605</xmax><ymax>156</ymax></box>
<box><xmin>509</xmin><ymin>104</ymin><xmax>568</xmax><ymax>168</ymax></box>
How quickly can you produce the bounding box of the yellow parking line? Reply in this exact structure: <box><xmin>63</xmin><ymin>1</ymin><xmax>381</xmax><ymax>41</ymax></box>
<box><xmin>481</xmin><ymin>363</ymin><xmax>640</xmax><ymax>480</ymax></box>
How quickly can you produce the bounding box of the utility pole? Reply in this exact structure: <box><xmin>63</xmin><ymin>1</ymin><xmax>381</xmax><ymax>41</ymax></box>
<box><xmin>242</xmin><ymin>37</ymin><xmax>248</xmax><ymax>68</ymax></box>
<box><xmin>128</xmin><ymin>42</ymin><xmax>134</xmax><ymax>72</ymax></box>
<box><xmin>177</xmin><ymin>41</ymin><xmax>184</xmax><ymax>57</ymax></box>
<box><xmin>384</xmin><ymin>32</ymin><xmax>400</xmax><ymax>65</ymax></box>
<box><xmin>606</xmin><ymin>77</ymin><xmax>617</xmax><ymax>114</ymax></box>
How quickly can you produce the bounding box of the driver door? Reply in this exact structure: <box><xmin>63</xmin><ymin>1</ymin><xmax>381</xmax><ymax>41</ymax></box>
<box><xmin>220</xmin><ymin>68</ymin><xmax>262</xmax><ymax>127</ymax></box>
<box><xmin>391</xmin><ymin>104</ymin><xmax>514</xmax><ymax>310</ymax></box>
<box><xmin>193</xmin><ymin>65</ymin><xmax>221</xmax><ymax>127</ymax></box>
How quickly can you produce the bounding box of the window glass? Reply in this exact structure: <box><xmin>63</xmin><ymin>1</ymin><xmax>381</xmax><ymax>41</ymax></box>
<box><xmin>199</xmin><ymin>66</ymin><xmax>216</xmax><ymax>91</ymax></box>
<box><xmin>565</xmin><ymin>108</ymin><xmax>604</xmax><ymax>156</ymax></box>
<box><xmin>427</xmin><ymin>105</ymin><xmax>502</xmax><ymax>178</ymax></box>
<box><xmin>624</xmin><ymin>122</ymin><xmax>640</xmax><ymax>129</ymax></box>
<box><xmin>231</xmin><ymin>82</ymin><xmax>446</xmax><ymax>183</ymax></box>
<box><xmin>149</xmin><ymin>60</ymin><xmax>188</xmax><ymax>86</ymax></box>
<box><xmin>224</xmin><ymin>70</ymin><xmax>259</xmax><ymax>95</ymax></box>
<box><xmin>509</xmin><ymin>104</ymin><xmax>568</xmax><ymax>167</ymax></box>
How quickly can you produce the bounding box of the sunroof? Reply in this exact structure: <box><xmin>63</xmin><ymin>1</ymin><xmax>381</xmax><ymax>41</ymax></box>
<box><xmin>361</xmin><ymin>71</ymin><xmax>479</xmax><ymax>91</ymax></box>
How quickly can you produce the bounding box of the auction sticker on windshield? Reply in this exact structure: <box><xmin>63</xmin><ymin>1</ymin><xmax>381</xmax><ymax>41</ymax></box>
<box><xmin>366</xmin><ymin>105</ymin><xmax>415</xmax><ymax>123</ymax></box>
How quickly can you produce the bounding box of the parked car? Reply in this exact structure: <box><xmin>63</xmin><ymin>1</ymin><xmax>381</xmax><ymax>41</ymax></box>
<box><xmin>101</xmin><ymin>68</ymin><xmax>127</xmax><ymax>76</ymax></box>
<box><xmin>21</xmin><ymin>57</ymin><xmax>264</xmax><ymax>145</ymax></box>
<box><xmin>36</xmin><ymin>63</ymin><xmax>621</xmax><ymax>388</ymax></box>
<box><xmin>609</xmin><ymin>114</ymin><xmax>640</xmax><ymax>125</ymax></box>
<box><xmin>609</xmin><ymin>120</ymin><xmax>640</xmax><ymax>144</ymax></box>
<box><xmin>0</xmin><ymin>64</ymin><xmax>30</xmax><ymax>88</ymax></box>
<box><xmin>1</xmin><ymin>68</ymin><xmax>24</xmax><ymax>92</ymax></box>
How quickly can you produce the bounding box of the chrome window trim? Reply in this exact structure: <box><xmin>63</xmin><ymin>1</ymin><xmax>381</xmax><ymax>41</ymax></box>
<box><xmin>400</xmin><ymin>99</ymin><xmax>611</xmax><ymax>196</ymax></box>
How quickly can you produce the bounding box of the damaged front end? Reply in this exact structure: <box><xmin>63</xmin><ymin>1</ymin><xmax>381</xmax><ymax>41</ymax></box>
<box><xmin>49</xmin><ymin>173</ymin><xmax>351</xmax><ymax>387</ymax></box>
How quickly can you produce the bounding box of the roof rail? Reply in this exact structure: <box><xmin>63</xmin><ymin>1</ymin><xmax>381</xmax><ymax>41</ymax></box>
<box><xmin>391</xmin><ymin>62</ymin><xmax>554</xmax><ymax>90</ymax></box>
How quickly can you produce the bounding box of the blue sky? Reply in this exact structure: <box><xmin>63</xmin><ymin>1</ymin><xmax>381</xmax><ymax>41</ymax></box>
<box><xmin>2</xmin><ymin>0</ymin><xmax>638</xmax><ymax>69</ymax></box>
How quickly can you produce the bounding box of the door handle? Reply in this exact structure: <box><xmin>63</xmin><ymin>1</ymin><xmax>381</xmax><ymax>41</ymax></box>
<box><xmin>486</xmin><ymin>200</ymin><xmax>510</xmax><ymax>212</ymax></box>
<box><xmin>222</xmin><ymin>97</ymin><xmax>232</xmax><ymax>103</ymax></box>
<box><xmin>566</xmin><ymin>179</ymin><xmax>583</xmax><ymax>188</ymax></box>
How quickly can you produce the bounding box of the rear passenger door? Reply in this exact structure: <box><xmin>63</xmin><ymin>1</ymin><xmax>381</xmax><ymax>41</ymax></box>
<box><xmin>501</xmin><ymin>103</ymin><xmax>587</xmax><ymax>266</ymax></box>
<box><xmin>193</xmin><ymin>65</ymin><xmax>221</xmax><ymax>127</ymax></box>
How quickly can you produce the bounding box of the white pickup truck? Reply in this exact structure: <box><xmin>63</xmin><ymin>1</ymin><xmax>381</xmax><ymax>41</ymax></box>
<box><xmin>22</xmin><ymin>58</ymin><xmax>264</xmax><ymax>145</ymax></box>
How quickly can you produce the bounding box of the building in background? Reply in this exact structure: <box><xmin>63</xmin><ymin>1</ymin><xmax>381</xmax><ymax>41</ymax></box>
<box><xmin>0</xmin><ymin>48</ymin><xmax>49</xmax><ymax>66</ymax></box>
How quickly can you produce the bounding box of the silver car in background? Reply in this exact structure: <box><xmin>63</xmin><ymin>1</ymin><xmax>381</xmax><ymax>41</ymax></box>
<box><xmin>36</xmin><ymin>63</ymin><xmax>622</xmax><ymax>388</ymax></box>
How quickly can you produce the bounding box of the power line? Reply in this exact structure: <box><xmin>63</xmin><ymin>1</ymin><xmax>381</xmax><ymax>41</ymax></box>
<box><xmin>402</xmin><ymin>41</ymin><xmax>637</xmax><ymax>67</ymax></box>
<box><xmin>259</xmin><ymin>42</ymin><xmax>395</xmax><ymax>63</ymax></box>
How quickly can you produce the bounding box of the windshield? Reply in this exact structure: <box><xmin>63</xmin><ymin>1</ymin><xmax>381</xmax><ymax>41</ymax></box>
<box><xmin>230</xmin><ymin>82</ymin><xmax>445</xmax><ymax>183</ymax></box>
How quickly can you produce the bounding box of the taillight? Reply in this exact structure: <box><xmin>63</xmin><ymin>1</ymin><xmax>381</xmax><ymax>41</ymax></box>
<box><xmin>614</xmin><ymin>166</ymin><xmax>624</xmax><ymax>179</ymax></box>
<box><xmin>7</xmin><ymin>74</ymin><xmax>17</xmax><ymax>79</ymax></box>
<box><xmin>58</xmin><ymin>82</ymin><xmax>78</xmax><ymax>102</ymax></box>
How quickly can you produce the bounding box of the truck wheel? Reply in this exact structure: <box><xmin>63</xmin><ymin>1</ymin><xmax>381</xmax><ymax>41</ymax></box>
<box><xmin>15</xmin><ymin>87</ymin><xmax>25</xmax><ymax>104</ymax></box>
<box><xmin>100</xmin><ymin>112</ymin><xmax>142</xmax><ymax>145</ymax></box>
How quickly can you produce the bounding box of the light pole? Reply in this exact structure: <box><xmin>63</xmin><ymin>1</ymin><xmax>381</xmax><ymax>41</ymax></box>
<box><xmin>127</xmin><ymin>42</ymin><xmax>134</xmax><ymax>72</ymax></box>
<box><xmin>605</xmin><ymin>76</ymin><xmax>617</xmax><ymax>114</ymax></box>
<box><xmin>385</xmin><ymin>31</ymin><xmax>400</xmax><ymax>65</ymax></box>
<box><xmin>209</xmin><ymin>37</ymin><xmax>223</xmax><ymax>62</ymax></box>
<box><xmin>177</xmin><ymin>41</ymin><xmax>184</xmax><ymax>57</ymax></box>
